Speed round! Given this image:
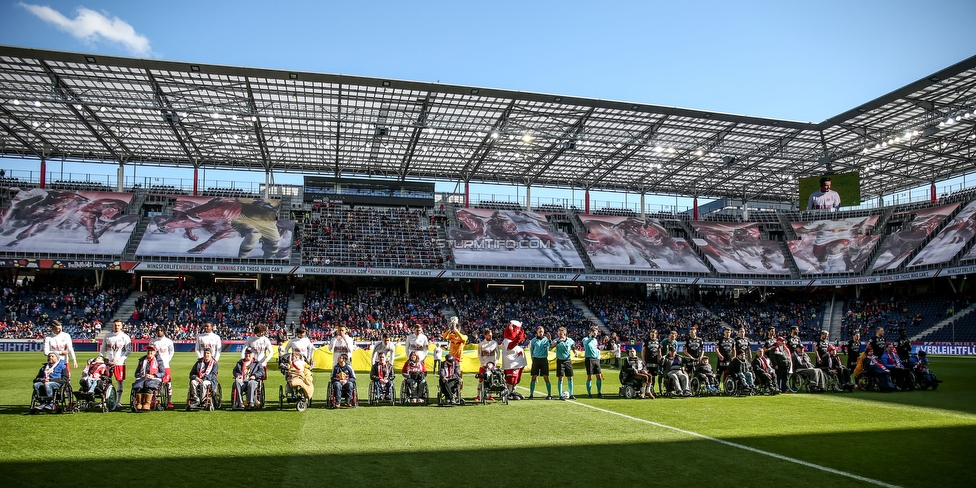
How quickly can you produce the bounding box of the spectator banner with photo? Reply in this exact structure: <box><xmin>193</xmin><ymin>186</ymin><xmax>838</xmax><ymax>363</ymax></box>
<box><xmin>0</xmin><ymin>188</ymin><xmax>137</xmax><ymax>253</ymax></box>
<box><xmin>910</xmin><ymin>201</ymin><xmax>976</xmax><ymax>267</ymax></box>
<box><xmin>579</xmin><ymin>215</ymin><xmax>709</xmax><ymax>272</ymax></box>
<box><xmin>448</xmin><ymin>208</ymin><xmax>585</xmax><ymax>268</ymax></box>
<box><xmin>689</xmin><ymin>222</ymin><xmax>791</xmax><ymax>274</ymax></box>
<box><xmin>136</xmin><ymin>196</ymin><xmax>294</xmax><ymax>259</ymax></box>
<box><xmin>788</xmin><ymin>216</ymin><xmax>880</xmax><ymax>274</ymax></box>
<box><xmin>872</xmin><ymin>203</ymin><xmax>959</xmax><ymax>271</ymax></box>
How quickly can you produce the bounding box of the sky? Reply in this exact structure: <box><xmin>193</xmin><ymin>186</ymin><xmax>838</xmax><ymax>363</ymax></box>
<box><xmin>1</xmin><ymin>0</ymin><xmax>975</xmax><ymax>209</ymax></box>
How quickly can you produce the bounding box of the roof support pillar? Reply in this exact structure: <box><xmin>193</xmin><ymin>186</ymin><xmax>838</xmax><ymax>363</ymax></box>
<box><xmin>264</xmin><ymin>170</ymin><xmax>272</xmax><ymax>199</ymax></box>
<box><xmin>640</xmin><ymin>193</ymin><xmax>646</xmax><ymax>220</ymax></box>
<box><xmin>585</xmin><ymin>189</ymin><xmax>590</xmax><ymax>214</ymax></box>
<box><xmin>39</xmin><ymin>158</ymin><xmax>46</xmax><ymax>189</ymax></box>
<box><xmin>525</xmin><ymin>185</ymin><xmax>531</xmax><ymax>211</ymax></box>
<box><xmin>117</xmin><ymin>163</ymin><xmax>125</xmax><ymax>192</ymax></box>
<box><xmin>193</xmin><ymin>166</ymin><xmax>199</xmax><ymax>196</ymax></box>
<box><xmin>931</xmin><ymin>182</ymin><xmax>937</xmax><ymax>204</ymax></box>
<box><xmin>693</xmin><ymin>197</ymin><xmax>699</xmax><ymax>221</ymax></box>
<box><xmin>464</xmin><ymin>181</ymin><xmax>470</xmax><ymax>208</ymax></box>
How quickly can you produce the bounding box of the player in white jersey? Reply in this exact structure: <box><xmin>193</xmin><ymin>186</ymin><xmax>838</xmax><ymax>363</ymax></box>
<box><xmin>100</xmin><ymin>319</ymin><xmax>131</xmax><ymax>409</ymax></box>
<box><xmin>405</xmin><ymin>323</ymin><xmax>430</xmax><ymax>363</ymax></box>
<box><xmin>328</xmin><ymin>325</ymin><xmax>358</xmax><ymax>376</ymax></box>
<box><xmin>43</xmin><ymin>320</ymin><xmax>77</xmax><ymax>369</ymax></box>
<box><xmin>284</xmin><ymin>327</ymin><xmax>317</xmax><ymax>363</ymax></box>
<box><xmin>371</xmin><ymin>332</ymin><xmax>396</xmax><ymax>364</ymax></box>
<box><xmin>474</xmin><ymin>328</ymin><xmax>500</xmax><ymax>401</ymax></box>
<box><xmin>195</xmin><ymin>322</ymin><xmax>222</xmax><ymax>361</ymax></box>
<box><xmin>243</xmin><ymin>324</ymin><xmax>274</xmax><ymax>367</ymax></box>
<box><xmin>149</xmin><ymin>325</ymin><xmax>175</xmax><ymax>408</ymax></box>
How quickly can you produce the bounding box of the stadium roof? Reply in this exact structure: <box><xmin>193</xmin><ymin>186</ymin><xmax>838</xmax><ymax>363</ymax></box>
<box><xmin>1</xmin><ymin>45</ymin><xmax>975</xmax><ymax>204</ymax></box>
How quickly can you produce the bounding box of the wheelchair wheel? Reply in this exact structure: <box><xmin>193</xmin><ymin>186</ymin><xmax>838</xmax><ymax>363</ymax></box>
<box><xmin>279</xmin><ymin>385</ymin><xmax>285</xmax><ymax>410</ymax></box>
<box><xmin>296</xmin><ymin>396</ymin><xmax>308</xmax><ymax>412</ymax></box>
<box><xmin>689</xmin><ymin>378</ymin><xmax>701</xmax><ymax>397</ymax></box>
<box><xmin>856</xmin><ymin>374</ymin><xmax>872</xmax><ymax>392</ymax></box>
<box><xmin>368</xmin><ymin>381</ymin><xmax>377</xmax><ymax>406</ymax></box>
<box><xmin>787</xmin><ymin>374</ymin><xmax>803</xmax><ymax>393</ymax></box>
<box><xmin>156</xmin><ymin>386</ymin><xmax>169</xmax><ymax>411</ymax></box>
<box><xmin>620</xmin><ymin>385</ymin><xmax>635</xmax><ymax>399</ymax></box>
<box><xmin>212</xmin><ymin>383</ymin><xmax>223</xmax><ymax>410</ymax></box>
<box><xmin>420</xmin><ymin>382</ymin><xmax>430</xmax><ymax>405</ymax></box>
<box><xmin>901</xmin><ymin>372</ymin><xmax>916</xmax><ymax>391</ymax></box>
<box><xmin>129</xmin><ymin>389</ymin><xmax>138</xmax><ymax>413</ymax></box>
<box><xmin>257</xmin><ymin>382</ymin><xmax>266</xmax><ymax>410</ymax></box>
<box><xmin>399</xmin><ymin>382</ymin><xmax>407</xmax><ymax>406</ymax></box>
<box><xmin>723</xmin><ymin>377</ymin><xmax>737</xmax><ymax>396</ymax></box>
<box><xmin>29</xmin><ymin>391</ymin><xmax>39</xmax><ymax>414</ymax></box>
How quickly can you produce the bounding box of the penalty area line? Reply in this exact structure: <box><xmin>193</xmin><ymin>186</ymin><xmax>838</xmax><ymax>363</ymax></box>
<box><xmin>568</xmin><ymin>400</ymin><xmax>900</xmax><ymax>488</ymax></box>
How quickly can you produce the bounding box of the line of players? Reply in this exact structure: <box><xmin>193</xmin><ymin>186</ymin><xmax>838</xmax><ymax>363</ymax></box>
<box><xmin>33</xmin><ymin>316</ymin><xmax>939</xmax><ymax>412</ymax></box>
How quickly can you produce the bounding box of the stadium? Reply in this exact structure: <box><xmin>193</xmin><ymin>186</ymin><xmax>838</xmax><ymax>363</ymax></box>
<box><xmin>2</xmin><ymin>21</ymin><xmax>976</xmax><ymax>488</ymax></box>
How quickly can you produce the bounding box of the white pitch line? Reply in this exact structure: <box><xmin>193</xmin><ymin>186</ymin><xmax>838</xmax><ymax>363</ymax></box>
<box><xmin>565</xmin><ymin>398</ymin><xmax>901</xmax><ymax>488</ymax></box>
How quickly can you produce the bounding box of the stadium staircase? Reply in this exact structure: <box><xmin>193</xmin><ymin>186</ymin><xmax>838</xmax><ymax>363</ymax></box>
<box><xmin>674</xmin><ymin>219</ymin><xmax>720</xmax><ymax>276</ymax></box>
<box><xmin>891</xmin><ymin>202</ymin><xmax>967</xmax><ymax>272</ymax></box>
<box><xmin>284</xmin><ymin>294</ymin><xmax>304</xmax><ymax>328</ymax></box>
<box><xmin>778</xmin><ymin>241</ymin><xmax>802</xmax><ymax>278</ymax></box>
<box><xmin>697</xmin><ymin>302</ymin><xmax>731</xmax><ymax>329</ymax></box>
<box><xmin>572</xmin><ymin>299</ymin><xmax>612</xmax><ymax>335</ymax></box>
<box><xmin>826</xmin><ymin>298</ymin><xmax>844</xmax><ymax>340</ymax></box>
<box><xmin>910</xmin><ymin>302</ymin><xmax>976</xmax><ymax>341</ymax></box>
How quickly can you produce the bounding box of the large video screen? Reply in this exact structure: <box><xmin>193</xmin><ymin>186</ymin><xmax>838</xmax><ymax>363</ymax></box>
<box><xmin>136</xmin><ymin>196</ymin><xmax>294</xmax><ymax>259</ymax></box>
<box><xmin>799</xmin><ymin>172</ymin><xmax>860</xmax><ymax>210</ymax></box>
<box><xmin>689</xmin><ymin>221</ymin><xmax>791</xmax><ymax>274</ymax></box>
<box><xmin>788</xmin><ymin>216</ymin><xmax>880</xmax><ymax>274</ymax></box>
<box><xmin>872</xmin><ymin>203</ymin><xmax>959</xmax><ymax>271</ymax></box>
<box><xmin>0</xmin><ymin>188</ymin><xmax>137</xmax><ymax>253</ymax></box>
<box><xmin>448</xmin><ymin>209</ymin><xmax>585</xmax><ymax>268</ymax></box>
<box><xmin>908</xmin><ymin>201</ymin><xmax>976</xmax><ymax>267</ymax></box>
<box><xmin>578</xmin><ymin>215</ymin><xmax>709</xmax><ymax>272</ymax></box>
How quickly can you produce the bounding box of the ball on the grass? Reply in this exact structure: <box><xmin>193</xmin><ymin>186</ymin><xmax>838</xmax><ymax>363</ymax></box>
<box><xmin>561</xmin><ymin>391</ymin><xmax>570</xmax><ymax>399</ymax></box>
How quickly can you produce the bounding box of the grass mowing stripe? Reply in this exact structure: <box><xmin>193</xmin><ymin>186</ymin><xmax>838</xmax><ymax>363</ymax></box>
<box><xmin>797</xmin><ymin>391</ymin><xmax>976</xmax><ymax>421</ymax></box>
<box><xmin>553</xmin><ymin>392</ymin><xmax>902</xmax><ymax>488</ymax></box>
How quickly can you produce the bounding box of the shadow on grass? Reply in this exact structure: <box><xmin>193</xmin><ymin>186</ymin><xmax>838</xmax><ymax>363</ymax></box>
<box><xmin>2</xmin><ymin>425</ymin><xmax>972</xmax><ymax>488</ymax></box>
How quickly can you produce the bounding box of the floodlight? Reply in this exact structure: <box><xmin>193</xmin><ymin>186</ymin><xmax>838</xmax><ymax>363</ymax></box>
<box><xmin>722</xmin><ymin>156</ymin><xmax>736</xmax><ymax>165</ymax></box>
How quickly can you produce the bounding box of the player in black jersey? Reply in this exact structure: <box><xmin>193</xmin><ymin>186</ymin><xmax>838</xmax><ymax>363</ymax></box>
<box><xmin>845</xmin><ymin>330</ymin><xmax>862</xmax><ymax>370</ymax></box>
<box><xmin>642</xmin><ymin>329</ymin><xmax>662</xmax><ymax>390</ymax></box>
<box><xmin>715</xmin><ymin>327</ymin><xmax>736</xmax><ymax>385</ymax></box>
<box><xmin>813</xmin><ymin>330</ymin><xmax>831</xmax><ymax>364</ymax></box>
<box><xmin>734</xmin><ymin>326</ymin><xmax>752</xmax><ymax>361</ymax></box>
<box><xmin>684</xmin><ymin>326</ymin><xmax>705</xmax><ymax>364</ymax></box>
<box><xmin>895</xmin><ymin>328</ymin><xmax>911</xmax><ymax>362</ymax></box>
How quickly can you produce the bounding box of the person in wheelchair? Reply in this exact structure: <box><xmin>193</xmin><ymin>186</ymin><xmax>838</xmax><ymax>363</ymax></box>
<box><xmin>33</xmin><ymin>352</ymin><xmax>69</xmax><ymax>412</ymax></box>
<box><xmin>880</xmin><ymin>343</ymin><xmax>912</xmax><ymax>389</ymax></box>
<box><xmin>438</xmin><ymin>353</ymin><xmax>463</xmax><ymax>404</ymax></box>
<box><xmin>401</xmin><ymin>351</ymin><xmax>427</xmax><ymax>403</ymax></box>
<box><xmin>331</xmin><ymin>353</ymin><xmax>357</xmax><ymax>406</ymax></box>
<box><xmin>662</xmin><ymin>347</ymin><xmax>692</xmax><ymax>397</ymax></box>
<box><xmin>751</xmin><ymin>347</ymin><xmax>779</xmax><ymax>393</ymax></box>
<box><xmin>370</xmin><ymin>351</ymin><xmax>395</xmax><ymax>401</ymax></box>
<box><xmin>861</xmin><ymin>346</ymin><xmax>897</xmax><ymax>392</ymax></box>
<box><xmin>729</xmin><ymin>350</ymin><xmax>756</xmax><ymax>393</ymax></box>
<box><xmin>286</xmin><ymin>347</ymin><xmax>315</xmax><ymax>400</ymax></box>
<box><xmin>80</xmin><ymin>356</ymin><xmax>107</xmax><ymax>394</ymax></box>
<box><xmin>909</xmin><ymin>350</ymin><xmax>943</xmax><ymax>389</ymax></box>
<box><xmin>189</xmin><ymin>347</ymin><xmax>219</xmax><ymax>407</ymax></box>
<box><xmin>132</xmin><ymin>345</ymin><xmax>164</xmax><ymax>412</ymax></box>
<box><xmin>791</xmin><ymin>345</ymin><xmax>828</xmax><ymax>392</ymax></box>
<box><xmin>233</xmin><ymin>348</ymin><xmax>265</xmax><ymax>410</ymax></box>
<box><xmin>818</xmin><ymin>345</ymin><xmax>853</xmax><ymax>391</ymax></box>
<box><xmin>620</xmin><ymin>348</ymin><xmax>654</xmax><ymax>398</ymax></box>
<box><xmin>694</xmin><ymin>356</ymin><xmax>721</xmax><ymax>393</ymax></box>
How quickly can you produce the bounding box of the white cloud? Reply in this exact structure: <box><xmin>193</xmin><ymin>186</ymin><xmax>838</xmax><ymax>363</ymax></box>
<box><xmin>19</xmin><ymin>3</ymin><xmax>152</xmax><ymax>56</ymax></box>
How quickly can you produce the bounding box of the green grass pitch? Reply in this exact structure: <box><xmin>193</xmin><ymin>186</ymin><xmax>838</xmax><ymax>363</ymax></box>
<box><xmin>1</xmin><ymin>352</ymin><xmax>973</xmax><ymax>487</ymax></box>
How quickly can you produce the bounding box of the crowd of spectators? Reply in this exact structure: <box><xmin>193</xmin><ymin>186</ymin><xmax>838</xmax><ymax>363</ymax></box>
<box><xmin>451</xmin><ymin>292</ymin><xmax>592</xmax><ymax>345</ymax></box>
<box><xmin>0</xmin><ymin>276</ymin><xmax>130</xmax><ymax>339</ymax></box>
<box><xmin>298</xmin><ymin>287</ymin><xmax>446</xmax><ymax>342</ymax></box>
<box><xmin>706</xmin><ymin>294</ymin><xmax>826</xmax><ymax>340</ymax></box>
<box><xmin>300</xmin><ymin>204</ymin><xmax>443</xmax><ymax>269</ymax></box>
<box><xmin>124</xmin><ymin>282</ymin><xmax>291</xmax><ymax>340</ymax></box>
<box><xmin>841</xmin><ymin>294</ymin><xmax>972</xmax><ymax>341</ymax></box>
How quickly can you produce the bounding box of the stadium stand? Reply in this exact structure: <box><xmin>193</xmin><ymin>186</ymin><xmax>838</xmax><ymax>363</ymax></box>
<box><xmin>0</xmin><ymin>275</ymin><xmax>130</xmax><ymax>339</ymax></box>
<box><xmin>300</xmin><ymin>204</ymin><xmax>443</xmax><ymax>269</ymax></box>
<box><xmin>298</xmin><ymin>288</ymin><xmax>446</xmax><ymax>342</ymax></box>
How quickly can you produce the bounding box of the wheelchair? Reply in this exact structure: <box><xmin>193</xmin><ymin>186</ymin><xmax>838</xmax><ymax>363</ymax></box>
<box><xmin>751</xmin><ymin>371</ymin><xmax>780</xmax><ymax>396</ymax></box>
<box><xmin>723</xmin><ymin>373</ymin><xmax>757</xmax><ymax>397</ymax></box>
<box><xmin>367</xmin><ymin>378</ymin><xmax>397</xmax><ymax>405</ymax></box>
<box><xmin>399</xmin><ymin>375</ymin><xmax>430</xmax><ymax>405</ymax></box>
<box><xmin>855</xmin><ymin>372</ymin><xmax>883</xmax><ymax>392</ymax></box>
<box><xmin>659</xmin><ymin>371</ymin><xmax>691</xmax><ymax>398</ymax></box>
<box><xmin>186</xmin><ymin>379</ymin><xmax>222</xmax><ymax>411</ymax></box>
<box><xmin>787</xmin><ymin>370</ymin><xmax>825</xmax><ymax>394</ymax></box>
<box><xmin>437</xmin><ymin>377</ymin><xmax>465</xmax><ymax>406</ymax></box>
<box><xmin>72</xmin><ymin>377</ymin><xmax>117</xmax><ymax>413</ymax></box>
<box><xmin>30</xmin><ymin>380</ymin><xmax>72</xmax><ymax>414</ymax></box>
<box><xmin>690</xmin><ymin>373</ymin><xmax>722</xmax><ymax>397</ymax></box>
<box><xmin>130</xmin><ymin>380</ymin><xmax>169</xmax><ymax>412</ymax></box>
<box><xmin>326</xmin><ymin>379</ymin><xmax>359</xmax><ymax>409</ymax></box>
<box><xmin>619</xmin><ymin>370</ymin><xmax>654</xmax><ymax>399</ymax></box>
<box><xmin>231</xmin><ymin>378</ymin><xmax>266</xmax><ymax>410</ymax></box>
<box><xmin>279</xmin><ymin>383</ymin><xmax>312</xmax><ymax>412</ymax></box>
<box><xmin>890</xmin><ymin>368</ymin><xmax>916</xmax><ymax>391</ymax></box>
<box><xmin>820</xmin><ymin>369</ymin><xmax>854</xmax><ymax>393</ymax></box>
<box><xmin>476</xmin><ymin>366</ymin><xmax>509</xmax><ymax>405</ymax></box>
